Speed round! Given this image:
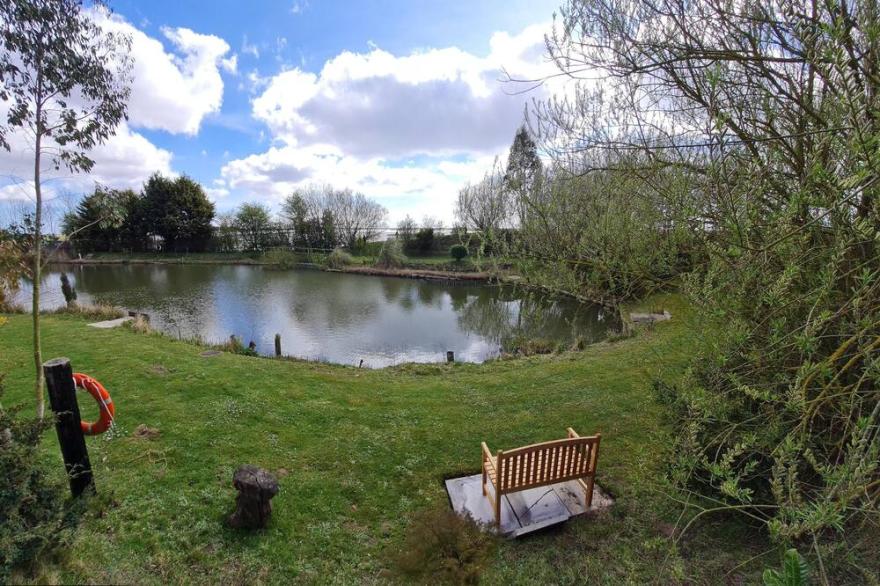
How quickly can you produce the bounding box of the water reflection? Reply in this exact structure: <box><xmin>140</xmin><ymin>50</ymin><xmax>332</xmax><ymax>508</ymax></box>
<box><xmin>17</xmin><ymin>264</ymin><xmax>612</xmax><ymax>367</ymax></box>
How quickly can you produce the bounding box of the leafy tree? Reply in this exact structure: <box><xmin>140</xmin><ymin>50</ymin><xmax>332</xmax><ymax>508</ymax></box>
<box><xmin>139</xmin><ymin>174</ymin><xmax>215</xmax><ymax>252</ymax></box>
<box><xmin>503</xmin><ymin>124</ymin><xmax>543</xmax><ymax>226</ymax></box>
<box><xmin>62</xmin><ymin>185</ymin><xmax>141</xmax><ymax>253</ymax></box>
<box><xmin>0</xmin><ymin>0</ymin><xmax>132</xmax><ymax>417</ymax></box>
<box><xmin>234</xmin><ymin>202</ymin><xmax>272</xmax><ymax>251</ymax></box>
<box><xmin>412</xmin><ymin>227</ymin><xmax>434</xmax><ymax>254</ymax></box>
<box><xmin>539</xmin><ymin>0</ymin><xmax>880</xmax><ymax>562</ymax></box>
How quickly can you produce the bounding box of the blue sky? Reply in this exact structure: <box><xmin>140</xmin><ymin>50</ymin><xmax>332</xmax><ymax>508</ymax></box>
<box><xmin>0</xmin><ymin>0</ymin><xmax>563</xmax><ymax>225</ymax></box>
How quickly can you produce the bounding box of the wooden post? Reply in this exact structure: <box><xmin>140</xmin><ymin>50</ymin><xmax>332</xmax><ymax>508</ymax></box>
<box><xmin>274</xmin><ymin>334</ymin><xmax>281</xmax><ymax>357</ymax></box>
<box><xmin>446</xmin><ymin>351</ymin><xmax>454</xmax><ymax>363</ymax></box>
<box><xmin>43</xmin><ymin>357</ymin><xmax>94</xmax><ymax>497</ymax></box>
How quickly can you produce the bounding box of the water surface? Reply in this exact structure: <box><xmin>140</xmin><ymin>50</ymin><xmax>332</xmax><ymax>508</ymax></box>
<box><xmin>17</xmin><ymin>264</ymin><xmax>613</xmax><ymax>367</ymax></box>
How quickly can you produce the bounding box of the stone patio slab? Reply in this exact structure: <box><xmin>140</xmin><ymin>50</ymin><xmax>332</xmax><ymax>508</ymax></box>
<box><xmin>87</xmin><ymin>316</ymin><xmax>133</xmax><ymax>329</ymax></box>
<box><xmin>445</xmin><ymin>473</ymin><xmax>613</xmax><ymax>537</ymax></box>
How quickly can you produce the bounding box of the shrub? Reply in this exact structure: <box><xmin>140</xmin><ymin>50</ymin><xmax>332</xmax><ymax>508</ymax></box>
<box><xmin>393</xmin><ymin>508</ymin><xmax>496</xmax><ymax>585</ymax></box>
<box><xmin>412</xmin><ymin>228</ymin><xmax>434</xmax><ymax>254</ymax></box>
<box><xmin>375</xmin><ymin>239</ymin><xmax>406</xmax><ymax>269</ymax></box>
<box><xmin>325</xmin><ymin>248</ymin><xmax>354</xmax><ymax>269</ymax></box>
<box><xmin>0</xmin><ymin>240</ymin><xmax>22</xmax><ymax>312</ymax></box>
<box><xmin>47</xmin><ymin>303</ymin><xmax>124</xmax><ymax>320</ymax></box>
<box><xmin>450</xmin><ymin>244</ymin><xmax>468</xmax><ymax>262</ymax></box>
<box><xmin>264</xmin><ymin>248</ymin><xmax>298</xmax><ymax>269</ymax></box>
<box><xmin>0</xmin><ymin>371</ymin><xmax>80</xmax><ymax>581</ymax></box>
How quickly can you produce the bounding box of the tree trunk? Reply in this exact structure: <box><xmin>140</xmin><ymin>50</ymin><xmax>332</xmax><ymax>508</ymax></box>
<box><xmin>32</xmin><ymin>85</ymin><xmax>44</xmax><ymax>419</ymax></box>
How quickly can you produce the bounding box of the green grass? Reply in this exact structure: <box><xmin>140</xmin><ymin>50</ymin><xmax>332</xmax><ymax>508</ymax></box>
<box><xmin>0</xmin><ymin>294</ymin><xmax>768</xmax><ymax>584</ymax></box>
<box><xmin>76</xmin><ymin>251</ymin><xmax>481</xmax><ymax>272</ymax></box>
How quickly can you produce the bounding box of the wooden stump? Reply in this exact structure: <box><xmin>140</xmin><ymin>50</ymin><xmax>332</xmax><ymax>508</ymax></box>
<box><xmin>228</xmin><ymin>465</ymin><xmax>279</xmax><ymax>529</ymax></box>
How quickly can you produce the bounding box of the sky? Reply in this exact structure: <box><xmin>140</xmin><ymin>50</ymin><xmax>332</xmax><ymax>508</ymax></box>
<box><xmin>0</xmin><ymin>0</ymin><xmax>564</xmax><ymax>225</ymax></box>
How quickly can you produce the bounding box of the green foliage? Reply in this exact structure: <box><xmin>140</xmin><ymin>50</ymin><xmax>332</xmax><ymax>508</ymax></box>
<box><xmin>450</xmin><ymin>244</ymin><xmax>468</xmax><ymax>261</ymax></box>
<box><xmin>412</xmin><ymin>227</ymin><xmax>434</xmax><ymax>254</ymax></box>
<box><xmin>0</xmin><ymin>372</ymin><xmax>79</xmax><ymax>582</ymax></box>
<box><xmin>762</xmin><ymin>549</ymin><xmax>809</xmax><ymax>586</ymax></box>
<box><xmin>511</xmin><ymin>166</ymin><xmax>695</xmax><ymax>305</ymax></box>
<box><xmin>325</xmin><ymin>247</ymin><xmax>354</xmax><ymax>269</ymax></box>
<box><xmin>375</xmin><ymin>239</ymin><xmax>406</xmax><ymax>269</ymax></box>
<box><xmin>139</xmin><ymin>174</ymin><xmax>215</xmax><ymax>252</ymax></box>
<box><xmin>62</xmin><ymin>186</ymin><xmax>142</xmax><ymax>253</ymax></box>
<box><xmin>234</xmin><ymin>203</ymin><xmax>272</xmax><ymax>252</ymax></box>
<box><xmin>0</xmin><ymin>240</ymin><xmax>22</xmax><ymax>312</ymax></box>
<box><xmin>545</xmin><ymin>0</ymin><xmax>880</xmax><ymax>552</ymax></box>
<box><xmin>0</xmin><ymin>0</ymin><xmax>132</xmax><ymax>170</ymax></box>
<box><xmin>264</xmin><ymin>249</ymin><xmax>299</xmax><ymax>269</ymax></box>
<box><xmin>393</xmin><ymin>508</ymin><xmax>497</xmax><ymax>585</ymax></box>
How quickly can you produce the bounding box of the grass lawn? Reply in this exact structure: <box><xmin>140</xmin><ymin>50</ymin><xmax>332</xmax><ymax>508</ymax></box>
<box><xmin>0</xmin><ymin>294</ymin><xmax>768</xmax><ymax>584</ymax></box>
<box><xmin>74</xmin><ymin>251</ymin><xmax>481</xmax><ymax>273</ymax></box>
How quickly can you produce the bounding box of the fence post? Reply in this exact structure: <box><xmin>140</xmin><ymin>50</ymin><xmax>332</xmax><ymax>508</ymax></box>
<box><xmin>446</xmin><ymin>351</ymin><xmax>455</xmax><ymax>363</ymax></box>
<box><xmin>274</xmin><ymin>334</ymin><xmax>282</xmax><ymax>357</ymax></box>
<box><xmin>43</xmin><ymin>357</ymin><xmax>94</xmax><ymax>497</ymax></box>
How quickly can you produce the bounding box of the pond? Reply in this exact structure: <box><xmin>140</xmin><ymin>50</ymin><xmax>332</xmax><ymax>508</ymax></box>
<box><xmin>16</xmin><ymin>264</ymin><xmax>615</xmax><ymax>367</ymax></box>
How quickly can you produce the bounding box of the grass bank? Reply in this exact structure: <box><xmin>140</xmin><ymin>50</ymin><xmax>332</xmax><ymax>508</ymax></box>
<box><xmin>58</xmin><ymin>251</ymin><xmax>484</xmax><ymax>275</ymax></box>
<box><xmin>0</xmin><ymin>294</ymin><xmax>768</xmax><ymax>584</ymax></box>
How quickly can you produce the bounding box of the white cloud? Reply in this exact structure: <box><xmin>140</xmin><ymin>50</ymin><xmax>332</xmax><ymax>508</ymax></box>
<box><xmin>250</xmin><ymin>23</ymin><xmax>555</xmax><ymax>159</ymax></box>
<box><xmin>0</xmin><ymin>121</ymin><xmax>173</xmax><ymax>202</ymax></box>
<box><xmin>93</xmin><ymin>11</ymin><xmax>231</xmax><ymax>135</ymax></box>
<box><xmin>290</xmin><ymin>1</ymin><xmax>309</xmax><ymax>15</ymax></box>
<box><xmin>241</xmin><ymin>34</ymin><xmax>260</xmax><ymax>58</ymax></box>
<box><xmin>219</xmin><ymin>143</ymin><xmax>496</xmax><ymax>222</ymax></box>
<box><xmin>215</xmin><ymin>22</ymin><xmax>557</xmax><ymax>221</ymax></box>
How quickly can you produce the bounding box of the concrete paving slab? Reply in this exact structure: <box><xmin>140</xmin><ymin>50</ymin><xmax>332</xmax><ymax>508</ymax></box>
<box><xmin>445</xmin><ymin>474</ymin><xmax>614</xmax><ymax>538</ymax></box>
<box><xmin>87</xmin><ymin>317</ymin><xmax>133</xmax><ymax>329</ymax></box>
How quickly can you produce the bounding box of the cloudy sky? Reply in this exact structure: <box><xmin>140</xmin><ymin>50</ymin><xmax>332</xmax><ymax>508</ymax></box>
<box><xmin>1</xmin><ymin>0</ymin><xmax>563</xmax><ymax>224</ymax></box>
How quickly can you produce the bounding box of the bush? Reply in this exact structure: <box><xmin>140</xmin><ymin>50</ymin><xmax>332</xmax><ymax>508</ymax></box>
<box><xmin>393</xmin><ymin>508</ymin><xmax>496</xmax><ymax>585</ymax></box>
<box><xmin>264</xmin><ymin>248</ymin><xmax>299</xmax><ymax>269</ymax></box>
<box><xmin>46</xmin><ymin>303</ymin><xmax>124</xmax><ymax>320</ymax></box>
<box><xmin>375</xmin><ymin>239</ymin><xmax>406</xmax><ymax>269</ymax></box>
<box><xmin>412</xmin><ymin>228</ymin><xmax>434</xmax><ymax>254</ymax></box>
<box><xmin>325</xmin><ymin>248</ymin><xmax>354</xmax><ymax>269</ymax></box>
<box><xmin>450</xmin><ymin>244</ymin><xmax>468</xmax><ymax>262</ymax></box>
<box><xmin>0</xmin><ymin>370</ymin><xmax>80</xmax><ymax>581</ymax></box>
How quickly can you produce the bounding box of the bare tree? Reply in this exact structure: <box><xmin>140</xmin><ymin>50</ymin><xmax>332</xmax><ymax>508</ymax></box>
<box><xmin>454</xmin><ymin>159</ymin><xmax>510</xmax><ymax>234</ymax></box>
<box><xmin>325</xmin><ymin>189</ymin><xmax>387</xmax><ymax>250</ymax></box>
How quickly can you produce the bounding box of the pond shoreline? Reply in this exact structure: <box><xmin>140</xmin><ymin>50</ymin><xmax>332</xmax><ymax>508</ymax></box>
<box><xmin>55</xmin><ymin>256</ymin><xmax>494</xmax><ymax>282</ymax></box>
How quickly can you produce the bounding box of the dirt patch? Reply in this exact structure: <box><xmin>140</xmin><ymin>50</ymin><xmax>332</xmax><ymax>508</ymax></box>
<box><xmin>133</xmin><ymin>424</ymin><xmax>160</xmax><ymax>440</ymax></box>
<box><xmin>149</xmin><ymin>364</ymin><xmax>170</xmax><ymax>376</ymax></box>
<box><xmin>199</xmin><ymin>350</ymin><xmax>222</xmax><ymax>357</ymax></box>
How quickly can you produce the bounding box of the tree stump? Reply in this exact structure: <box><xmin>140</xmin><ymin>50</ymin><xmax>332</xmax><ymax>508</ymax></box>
<box><xmin>228</xmin><ymin>465</ymin><xmax>279</xmax><ymax>529</ymax></box>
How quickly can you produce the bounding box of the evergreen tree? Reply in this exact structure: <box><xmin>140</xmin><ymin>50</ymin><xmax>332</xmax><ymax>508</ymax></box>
<box><xmin>503</xmin><ymin>125</ymin><xmax>543</xmax><ymax>226</ymax></box>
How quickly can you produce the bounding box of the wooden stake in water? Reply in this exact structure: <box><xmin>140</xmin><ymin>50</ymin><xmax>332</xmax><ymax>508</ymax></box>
<box><xmin>274</xmin><ymin>334</ymin><xmax>282</xmax><ymax>357</ymax></box>
<box><xmin>447</xmin><ymin>351</ymin><xmax>455</xmax><ymax>363</ymax></box>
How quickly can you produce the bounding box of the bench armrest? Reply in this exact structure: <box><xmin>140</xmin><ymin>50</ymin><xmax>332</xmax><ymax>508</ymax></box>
<box><xmin>567</xmin><ymin>427</ymin><xmax>580</xmax><ymax>439</ymax></box>
<box><xmin>481</xmin><ymin>441</ymin><xmax>492</xmax><ymax>462</ymax></box>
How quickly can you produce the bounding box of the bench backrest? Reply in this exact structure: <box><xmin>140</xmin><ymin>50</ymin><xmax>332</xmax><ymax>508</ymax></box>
<box><xmin>497</xmin><ymin>436</ymin><xmax>599</xmax><ymax>494</ymax></box>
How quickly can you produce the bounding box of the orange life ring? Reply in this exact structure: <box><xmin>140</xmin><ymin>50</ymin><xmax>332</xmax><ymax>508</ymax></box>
<box><xmin>72</xmin><ymin>373</ymin><xmax>115</xmax><ymax>435</ymax></box>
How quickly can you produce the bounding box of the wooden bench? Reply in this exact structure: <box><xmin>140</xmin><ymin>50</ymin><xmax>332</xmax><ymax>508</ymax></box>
<box><xmin>481</xmin><ymin>428</ymin><xmax>601</xmax><ymax>526</ymax></box>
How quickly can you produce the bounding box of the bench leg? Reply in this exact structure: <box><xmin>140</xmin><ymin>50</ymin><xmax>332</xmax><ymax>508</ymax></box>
<box><xmin>585</xmin><ymin>476</ymin><xmax>595</xmax><ymax>509</ymax></box>
<box><xmin>494</xmin><ymin>492</ymin><xmax>501</xmax><ymax>527</ymax></box>
<box><xmin>482</xmin><ymin>463</ymin><xmax>487</xmax><ymax>496</ymax></box>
